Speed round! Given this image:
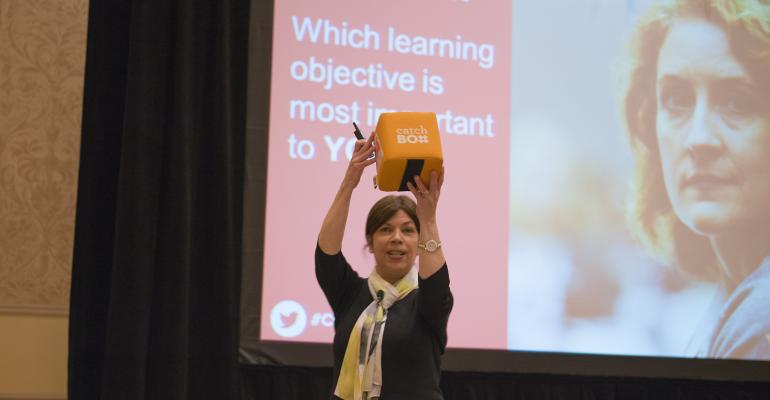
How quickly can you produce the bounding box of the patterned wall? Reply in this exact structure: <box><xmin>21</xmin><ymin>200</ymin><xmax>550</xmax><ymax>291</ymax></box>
<box><xmin>0</xmin><ymin>0</ymin><xmax>88</xmax><ymax>311</ymax></box>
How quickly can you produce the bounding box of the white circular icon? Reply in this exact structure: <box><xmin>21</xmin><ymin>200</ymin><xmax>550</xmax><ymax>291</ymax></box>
<box><xmin>270</xmin><ymin>300</ymin><xmax>307</xmax><ymax>338</ymax></box>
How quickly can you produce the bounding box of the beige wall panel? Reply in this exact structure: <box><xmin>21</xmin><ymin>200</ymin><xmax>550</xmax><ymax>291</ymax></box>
<box><xmin>0</xmin><ymin>0</ymin><xmax>87</xmax><ymax>307</ymax></box>
<box><xmin>0</xmin><ymin>0</ymin><xmax>88</xmax><ymax>398</ymax></box>
<box><xmin>0</xmin><ymin>314</ymin><xmax>68</xmax><ymax>398</ymax></box>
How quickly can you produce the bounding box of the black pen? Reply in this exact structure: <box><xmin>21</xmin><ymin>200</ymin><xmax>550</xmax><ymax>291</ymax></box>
<box><xmin>353</xmin><ymin>122</ymin><xmax>375</xmax><ymax>159</ymax></box>
<box><xmin>352</xmin><ymin>122</ymin><xmax>365</xmax><ymax>140</ymax></box>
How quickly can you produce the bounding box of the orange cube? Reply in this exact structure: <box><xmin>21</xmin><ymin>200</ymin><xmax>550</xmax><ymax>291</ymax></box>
<box><xmin>374</xmin><ymin>112</ymin><xmax>444</xmax><ymax>191</ymax></box>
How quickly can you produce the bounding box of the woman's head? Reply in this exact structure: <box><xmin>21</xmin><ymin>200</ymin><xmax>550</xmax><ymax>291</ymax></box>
<box><xmin>366</xmin><ymin>195</ymin><xmax>420</xmax><ymax>283</ymax></box>
<box><xmin>622</xmin><ymin>0</ymin><xmax>770</xmax><ymax>279</ymax></box>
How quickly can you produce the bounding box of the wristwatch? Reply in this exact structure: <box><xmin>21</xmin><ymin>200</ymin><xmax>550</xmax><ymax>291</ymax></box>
<box><xmin>418</xmin><ymin>239</ymin><xmax>442</xmax><ymax>253</ymax></box>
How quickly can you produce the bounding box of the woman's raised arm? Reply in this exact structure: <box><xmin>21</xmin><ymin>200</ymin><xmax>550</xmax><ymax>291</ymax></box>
<box><xmin>318</xmin><ymin>132</ymin><xmax>376</xmax><ymax>255</ymax></box>
<box><xmin>407</xmin><ymin>168</ymin><xmax>446</xmax><ymax>279</ymax></box>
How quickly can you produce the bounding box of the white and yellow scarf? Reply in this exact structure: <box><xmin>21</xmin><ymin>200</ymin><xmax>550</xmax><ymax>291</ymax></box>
<box><xmin>334</xmin><ymin>267</ymin><xmax>418</xmax><ymax>400</ymax></box>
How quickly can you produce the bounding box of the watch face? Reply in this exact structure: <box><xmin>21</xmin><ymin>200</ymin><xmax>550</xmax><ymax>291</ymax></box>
<box><xmin>423</xmin><ymin>239</ymin><xmax>440</xmax><ymax>252</ymax></box>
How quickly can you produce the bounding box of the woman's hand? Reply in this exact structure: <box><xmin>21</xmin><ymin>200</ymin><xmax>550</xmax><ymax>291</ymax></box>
<box><xmin>341</xmin><ymin>132</ymin><xmax>376</xmax><ymax>190</ymax></box>
<box><xmin>407</xmin><ymin>167</ymin><xmax>444</xmax><ymax>223</ymax></box>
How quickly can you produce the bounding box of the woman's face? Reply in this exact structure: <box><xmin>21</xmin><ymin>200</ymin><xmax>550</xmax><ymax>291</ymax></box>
<box><xmin>371</xmin><ymin>210</ymin><xmax>418</xmax><ymax>283</ymax></box>
<box><xmin>655</xmin><ymin>18</ymin><xmax>770</xmax><ymax>236</ymax></box>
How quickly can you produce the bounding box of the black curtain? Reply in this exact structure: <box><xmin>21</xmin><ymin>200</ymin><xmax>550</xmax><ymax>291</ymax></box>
<box><xmin>69</xmin><ymin>0</ymin><xmax>248</xmax><ymax>398</ymax></box>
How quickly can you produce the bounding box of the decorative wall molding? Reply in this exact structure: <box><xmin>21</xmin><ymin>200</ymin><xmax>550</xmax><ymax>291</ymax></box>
<box><xmin>0</xmin><ymin>304</ymin><xmax>68</xmax><ymax>317</ymax></box>
<box><xmin>0</xmin><ymin>393</ymin><xmax>66</xmax><ymax>400</ymax></box>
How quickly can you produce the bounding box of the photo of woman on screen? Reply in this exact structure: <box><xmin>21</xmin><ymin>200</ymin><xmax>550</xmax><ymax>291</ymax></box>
<box><xmin>621</xmin><ymin>0</ymin><xmax>770</xmax><ymax>359</ymax></box>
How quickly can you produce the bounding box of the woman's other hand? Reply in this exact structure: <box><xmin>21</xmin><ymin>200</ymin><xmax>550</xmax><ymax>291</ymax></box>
<box><xmin>407</xmin><ymin>167</ymin><xmax>444</xmax><ymax>223</ymax></box>
<box><xmin>341</xmin><ymin>132</ymin><xmax>376</xmax><ymax>190</ymax></box>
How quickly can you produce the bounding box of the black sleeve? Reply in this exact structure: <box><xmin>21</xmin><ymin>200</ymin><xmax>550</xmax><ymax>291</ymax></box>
<box><xmin>315</xmin><ymin>243</ymin><xmax>364</xmax><ymax>316</ymax></box>
<box><xmin>418</xmin><ymin>264</ymin><xmax>453</xmax><ymax>353</ymax></box>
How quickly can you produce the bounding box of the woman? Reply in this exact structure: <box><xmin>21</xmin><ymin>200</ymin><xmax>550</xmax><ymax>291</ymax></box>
<box><xmin>621</xmin><ymin>0</ymin><xmax>770</xmax><ymax>359</ymax></box>
<box><xmin>316</xmin><ymin>132</ymin><xmax>453</xmax><ymax>399</ymax></box>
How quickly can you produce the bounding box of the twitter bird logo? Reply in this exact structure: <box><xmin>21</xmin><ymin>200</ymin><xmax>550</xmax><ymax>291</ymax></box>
<box><xmin>271</xmin><ymin>300</ymin><xmax>307</xmax><ymax>337</ymax></box>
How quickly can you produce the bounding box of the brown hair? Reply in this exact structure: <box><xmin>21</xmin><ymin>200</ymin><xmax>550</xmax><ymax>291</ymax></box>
<box><xmin>365</xmin><ymin>195</ymin><xmax>419</xmax><ymax>248</ymax></box>
<box><xmin>620</xmin><ymin>0</ymin><xmax>770</xmax><ymax>280</ymax></box>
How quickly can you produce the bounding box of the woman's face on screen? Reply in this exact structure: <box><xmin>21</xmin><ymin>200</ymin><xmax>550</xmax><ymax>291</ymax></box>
<box><xmin>371</xmin><ymin>210</ymin><xmax>418</xmax><ymax>283</ymax></box>
<box><xmin>655</xmin><ymin>18</ymin><xmax>770</xmax><ymax>237</ymax></box>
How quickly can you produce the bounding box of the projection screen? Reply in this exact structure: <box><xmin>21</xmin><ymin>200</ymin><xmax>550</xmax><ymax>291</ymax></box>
<box><xmin>240</xmin><ymin>0</ymin><xmax>770</xmax><ymax>381</ymax></box>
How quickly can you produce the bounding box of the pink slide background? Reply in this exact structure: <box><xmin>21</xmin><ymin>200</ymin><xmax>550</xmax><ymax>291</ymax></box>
<box><xmin>260</xmin><ymin>0</ymin><xmax>511</xmax><ymax>349</ymax></box>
